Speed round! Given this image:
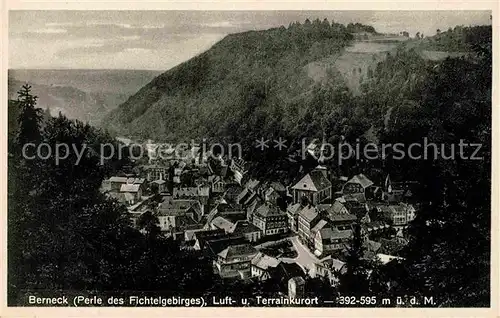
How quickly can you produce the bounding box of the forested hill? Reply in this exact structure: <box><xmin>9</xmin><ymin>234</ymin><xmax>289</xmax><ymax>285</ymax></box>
<box><xmin>104</xmin><ymin>21</ymin><xmax>490</xmax><ymax>158</ymax></box>
<box><xmin>104</xmin><ymin>19</ymin><xmax>368</xmax><ymax>140</ymax></box>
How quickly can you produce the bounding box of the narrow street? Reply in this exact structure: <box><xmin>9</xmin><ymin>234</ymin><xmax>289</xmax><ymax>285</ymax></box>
<box><xmin>279</xmin><ymin>235</ymin><xmax>321</xmax><ymax>277</ymax></box>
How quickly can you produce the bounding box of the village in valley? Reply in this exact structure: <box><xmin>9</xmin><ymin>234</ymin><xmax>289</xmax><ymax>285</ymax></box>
<box><xmin>100</xmin><ymin>138</ymin><xmax>419</xmax><ymax>297</ymax></box>
<box><xmin>5</xmin><ymin>8</ymin><xmax>492</xmax><ymax>308</ymax></box>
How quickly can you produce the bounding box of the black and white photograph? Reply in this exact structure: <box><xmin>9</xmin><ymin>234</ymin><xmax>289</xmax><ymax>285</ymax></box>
<box><xmin>4</xmin><ymin>5</ymin><xmax>496</xmax><ymax>312</ymax></box>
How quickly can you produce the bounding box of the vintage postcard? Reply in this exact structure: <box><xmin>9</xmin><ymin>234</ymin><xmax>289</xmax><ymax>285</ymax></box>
<box><xmin>1</xmin><ymin>1</ymin><xmax>498</xmax><ymax>317</ymax></box>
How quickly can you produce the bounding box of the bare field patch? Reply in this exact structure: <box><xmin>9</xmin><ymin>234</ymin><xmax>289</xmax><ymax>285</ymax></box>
<box><xmin>419</xmin><ymin>50</ymin><xmax>468</xmax><ymax>61</ymax></box>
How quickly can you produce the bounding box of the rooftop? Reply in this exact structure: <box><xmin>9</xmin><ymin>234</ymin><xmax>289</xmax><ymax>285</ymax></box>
<box><xmin>298</xmin><ymin>205</ymin><xmax>318</xmax><ymax>222</ymax></box>
<box><xmin>231</xmin><ymin>221</ymin><xmax>261</xmax><ymax>235</ymax></box>
<box><xmin>242</xmin><ymin>192</ymin><xmax>259</xmax><ymax>206</ymax></box>
<box><xmin>173</xmin><ymin>214</ymin><xmax>200</xmax><ymax>231</ymax></box>
<box><xmin>158</xmin><ymin>199</ymin><xmax>202</xmax><ymax>216</ymax></box>
<box><xmin>246</xmin><ymin>179</ymin><xmax>261</xmax><ymax>190</ymax></box>
<box><xmin>318</xmin><ymin>258</ymin><xmax>345</xmax><ymax>271</ymax></box>
<box><xmin>120</xmin><ymin>183</ymin><xmax>141</xmax><ymax>193</ymax></box>
<box><xmin>343</xmin><ymin>193</ymin><xmax>366</xmax><ymax>203</ymax></box>
<box><xmin>346</xmin><ymin>174</ymin><xmax>374</xmax><ymax>189</ymax></box>
<box><xmin>194</xmin><ymin>229</ymin><xmax>226</xmax><ymax>240</ymax></box>
<box><xmin>270</xmin><ymin>181</ymin><xmax>286</xmax><ymax>192</ymax></box>
<box><xmin>291</xmin><ymin>170</ymin><xmax>331</xmax><ymax>192</ymax></box>
<box><xmin>236</xmin><ymin>188</ymin><xmax>251</xmax><ymax>204</ymax></box>
<box><xmin>265</xmin><ymin>187</ymin><xmax>276</xmax><ymax>197</ymax></box>
<box><xmin>218</xmin><ymin>243</ymin><xmax>257</xmax><ymax>259</ymax></box>
<box><xmin>206</xmin><ymin>235</ymin><xmax>247</xmax><ymax>256</ymax></box>
<box><xmin>320</xmin><ymin>227</ymin><xmax>352</xmax><ymax>241</ymax></box>
<box><xmin>311</xmin><ymin>219</ymin><xmax>328</xmax><ymax>235</ymax></box>
<box><xmin>326</xmin><ymin>209</ymin><xmax>357</xmax><ymax>223</ymax></box>
<box><xmin>365</xmin><ymin>240</ymin><xmax>382</xmax><ymax>253</ymax></box>
<box><xmin>343</xmin><ymin>200</ymin><xmax>368</xmax><ymax>219</ymax></box>
<box><xmin>255</xmin><ymin>203</ymin><xmax>285</xmax><ymax>218</ymax></box>
<box><xmin>173</xmin><ymin>187</ymin><xmax>199</xmax><ymax>198</ymax></box>
<box><xmin>129</xmin><ymin>177</ymin><xmax>146</xmax><ymax>184</ymax></box>
<box><xmin>287</xmin><ymin>203</ymin><xmax>302</xmax><ymax>215</ymax></box>
<box><xmin>246</xmin><ymin>199</ymin><xmax>261</xmax><ymax>216</ymax></box>
<box><xmin>272</xmin><ymin>262</ymin><xmax>305</xmax><ymax>279</ymax></box>
<box><xmin>221</xmin><ymin>212</ymin><xmax>248</xmax><ymax>223</ymax></box>
<box><xmin>251</xmin><ymin>252</ymin><xmax>281</xmax><ymax>270</ymax></box>
<box><xmin>225</xmin><ymin>184</ymin><xmax>243</xmax><ymax>196</ymax></box>
<box><xmin>376</xmin><ymin>253</ymin><xmax>405</xmax><ymax>265</ymax></box>
<box><xmin>211</xmin><ymin>216</ymin><xmax>236</xmax><ymax>232</ymax></box>
<box><xmin>109</xmin><ymin>176</ymin><xmax>128</xmax><ymax>183</ymax></box>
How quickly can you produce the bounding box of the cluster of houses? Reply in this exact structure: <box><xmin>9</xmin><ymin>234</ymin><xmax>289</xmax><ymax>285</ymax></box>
<box><xmin>289</xmin><ymin>170</ymin><xmax>418</xmax><ymax>259</ymax></box>
<box><xmin>101</xmin><ymin>176</ymin><xmax>147</xmax><ymax>206</ymax></box>
<box><xmin>100</xmin><ymin>141</ymin><xmax>419</xmax><ymax>291</ymax></box>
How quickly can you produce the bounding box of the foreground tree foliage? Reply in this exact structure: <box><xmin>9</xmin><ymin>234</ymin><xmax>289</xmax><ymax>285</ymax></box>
<box><xmin>336</xmin><ymin>222</ymin><xmax>371</xmax><ymax>296</ymax></box>
<box><xmin>8</xmin><ymin>86</ymin><xmax>218</xmax><ymax>304</ymax></box>
<box><xmin>337</xmin><ymin>25</ymin><xmax>491</xmax><ymax>306</ymax></box>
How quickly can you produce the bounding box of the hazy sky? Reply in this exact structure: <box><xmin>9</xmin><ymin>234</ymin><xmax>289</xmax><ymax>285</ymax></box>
<box><xmin>9</xmin><ymin>10</ymin><xmax>491</xmax><ymax>70</ymax></box>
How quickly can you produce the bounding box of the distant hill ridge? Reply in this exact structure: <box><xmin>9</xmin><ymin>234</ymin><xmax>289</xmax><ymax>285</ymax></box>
<box><xmin>8</xmin><ymin>69</ymin><xmax>161</xmax><ymax>125</ymax></box>
<box><xmin>9</xmin><ymin>69</ymin><xmax>162</xmax><ymax>95</ymax></box>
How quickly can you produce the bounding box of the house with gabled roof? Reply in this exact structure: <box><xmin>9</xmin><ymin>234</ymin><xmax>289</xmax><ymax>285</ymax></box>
<box><xmin>215</xmin><ymin>243</ymin><xmax>258</xmax><ymax>279</ymax></box>
<box><xmin>286</xmin><ymin>203</ymin><xmax>302</xmax><ymax>233</ymax></box>
<box><xmin>342</xmin><ymin>173</ymin><xmax>376</xmax><ymax>202</ymax></box>
<box><xmin>378</xmin><ymin>202</ymin><xmax>416</xmax><ymax>227</ymax></box>
<box><xmin>239</xmin><ymin>179</ymin><xmax>263</xmax><ymax>199</ymax></box>
<box><xmin>101</xmin><ymin>176</ymin><xmax>146</xmax><ymax>193</ymax></box>
<box><xmin>211</xmin><ymin>216</ymin><xmax>238</xmax><ymax>233</ymax></box>
<box><xmin>190</xmin><ymin>229</ymin><xmax>226</xmax><ymax>250</ymax></box>
<box><xmin>151</xmin><ymin>178</ymin><xmax>167</xmax><ymax>193</ymax></box>
<box><xmin>297</xmin><ymin>205</ymin><xmax>321</xmax><ymax>246</ymax></box>
<box><xmin>236</xmin><ymin>187</ymin><xmax>252</xmax><ymax>205</ymax></box>
<box><xmin>169</xmin><ymin>216</ymin><xmax>204</xmax><ymax>241</ymax></box>
<box><xmin>313</xmin><ymin>225</ymin><xmax>353</xmax><ymax>257</ymax></box>
<box><xmin>291</xmin><ymin>167</ymin><xmax>332</xmax><ymax>205</ymax></box>
<box><xmin>331</xmin><ymin>197</ymin><xmax>370</xmax><ymax>224</ymax></box>
<box><xmin>143</xmin><ymin>164</ymin><xmax>169</xmax><ymax>182</ymax></box>
<box><xmin>315</xmin><ymin>258</ymin><xmax>346</xmax><ymax>286</ymax></box>
<box><xmin>204</xmin><ymin>235</ymin><xmax>247</xmax><ymax>259</ymax></box>
<box><xmin>100</xmin><ymin>176</ymin><xmax>127</xmax><ymax>193</ymax></box>
<box><xmin>157</xmin><ymin>197</ymin><xmax>203</xmax><ymax>232</ymax></box>
<box><xmin>209</xmin><ymin>209</ymin><xmax>246</xmax><ymax>230</ymax></box>
<box><xmin>252</xmin><ymin>202</ymin><xmax>288</xmax><ymax>236</ymax></box>
<box><xmin>223</xmin><ymin>183</ymin><xmax>243</xmax><ymax>204</ymax></box>
<box><xmin>230</xmin><ymin>158</ymin><xmax>248</xmax><ymax>185</ymax></box>
<box><xmin>383</xmin><ymin>175</ymin><xmax>420</xmax><ymax>203</ymax></box>
<box><xmin>268</xmin><ymin>262</ymin><xmax>306</xmax><ymax>291</ymax></box>
<box><xmin>230</xmin><ymin>220</ymin><xmax>262</xmax><ymax>242</ymax></box>
<box><xmin>208</xmin><ymin>175</ymin><xmax>225</xmax><ymax>193</ymax></box>
<box><xmin>102</xmin><ymin>177</ymin><xmax>146</xmax><ymax>205</ymax></box>
<box><xmin>118</xmin><ymin>183</ymin><xmax>142</xmax><ymax>205</ymax></box>
<box><xmin>246</xmin><ymin>197</ymin><xmax>263</xmax><ymax>222</ymax></box>
<box><xmin>251</xmin><ymin>252</ymin><xmax>281</xmax><ymax>280</ymax></box>
<box><xmin>173</xmin><ymin>185</ymin><xmax>210</xmax><ymax>207</ymax></box>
